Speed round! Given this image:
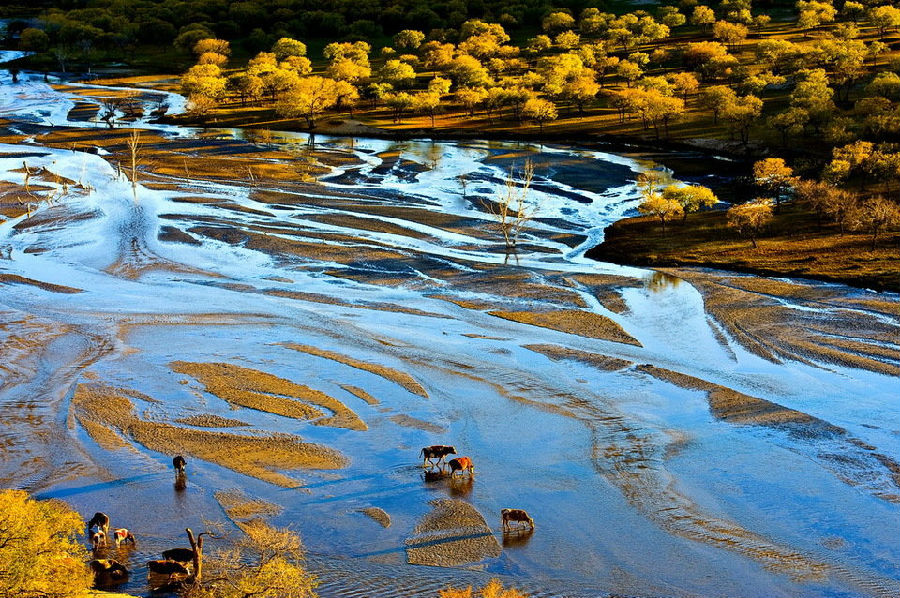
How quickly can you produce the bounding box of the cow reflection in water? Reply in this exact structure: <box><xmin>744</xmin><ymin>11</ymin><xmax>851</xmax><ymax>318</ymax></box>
<box><xmin>502</xmin><ymin>528</ymin><xmax>534</xmax><ymax>548</ymax></box>
<box><xmin>420</xmin><ymin>469</ymin><xmax>473</xmax><ymax>496</ymax></box>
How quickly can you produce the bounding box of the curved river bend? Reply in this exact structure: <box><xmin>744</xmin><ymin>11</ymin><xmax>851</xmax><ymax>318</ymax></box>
<box><xmin>0</xmin><ymin>55</ymin><xmax>898</xmax><ymax>598</ymax></box>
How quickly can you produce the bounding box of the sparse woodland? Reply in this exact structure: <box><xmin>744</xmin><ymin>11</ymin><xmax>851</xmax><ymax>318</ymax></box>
<box><xmin>5</xmin><ymin>0</ymin><xmax>900</xmax><ymax>283</ymax></box>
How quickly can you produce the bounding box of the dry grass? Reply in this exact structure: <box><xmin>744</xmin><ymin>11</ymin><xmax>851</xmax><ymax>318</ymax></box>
<box><xmin>175</xmin><ymin>414</ymin><xmax>250</xmax><ymax>428</ymax></box>
<box><xmin>71</xmin><ymin>382</ymin><xmax>348</xmax><ymax>487</ymax></box>
<box><xmin>171</xmin><ymin>361</ymin><xmax>366</xmax><ymax>431</ymax></box>
<box><xmin>282</xmin><ymin>343</ymin><xmax>428</xmax><ymax>399</ymax></box>
<box><xmin>359</xmin><ymin>506</ymin><xmax>391</xmax><ymax>528</ymax></box>
<box><xmin>215</xmin><ymin>489</ymin><xmax>283</xmax><ymax>520</ymax></box>
<box><xmin>488</xmin><ymin>309</ymin><xmax>641</xmax><ymax>346</ymax></box>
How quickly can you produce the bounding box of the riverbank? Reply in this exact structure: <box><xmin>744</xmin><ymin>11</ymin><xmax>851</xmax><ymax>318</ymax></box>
<box><xmin>587</xmin><ymin>208</ymin><xmax>900</xmax><ymax>293</ymax></box>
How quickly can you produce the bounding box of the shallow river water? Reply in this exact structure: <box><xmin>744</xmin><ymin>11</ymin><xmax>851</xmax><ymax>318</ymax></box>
<box><xmin>1</xmin><ymin>54</ymin><xmax>899</xmax><ymax>598</ymax></box>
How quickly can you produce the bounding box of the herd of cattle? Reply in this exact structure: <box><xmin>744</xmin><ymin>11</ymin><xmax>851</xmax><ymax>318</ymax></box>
<box><xmin>419</xmin><ymin>444</ymin><xmax>535</xmax><ymax>532</ymax></box>
<box><xmin>87</xmin><ymin>456</ymin><xmax>196</xmax><ymax>588</ymax></box>
<box><xmin>87</xmin><ymin>448</ymin><xmax>533</xmax><ymax>589</ymax></box>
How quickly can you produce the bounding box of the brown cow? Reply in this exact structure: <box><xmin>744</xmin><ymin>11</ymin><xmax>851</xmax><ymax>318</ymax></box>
<box><xmin>420</xmin><ymin>445</ymin><xmax>456</xmax><ymax>467</ymax></box>
<box><xmin>501</xmin><ymin>508</ymin><xmax>534</xmax><ymax>532</ymax></box>
<box><xmin>447</xmin><ymin>456</ymin><xmax>474</xmax><ymax>476</ymax></box>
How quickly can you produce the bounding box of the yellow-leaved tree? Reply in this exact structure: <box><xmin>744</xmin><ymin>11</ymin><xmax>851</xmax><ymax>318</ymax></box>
<box><xmin>186</xmin><ymin>520</ymin><xmax>317</xmax><ymax>598</ymax></box>
<box><xmin>0</xmin><ymin>489</ymin><xmax>93</xmax><ymax>598</ymax></box>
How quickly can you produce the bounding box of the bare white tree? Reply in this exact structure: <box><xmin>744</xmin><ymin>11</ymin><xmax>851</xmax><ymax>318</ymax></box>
<box><xmin>484</xmin><ymin>160</ymin><xmax>536</xmax><ymax>251</ymax></box>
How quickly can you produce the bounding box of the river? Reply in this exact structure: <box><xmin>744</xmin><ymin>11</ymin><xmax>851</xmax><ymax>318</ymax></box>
<box><xmin>0</xmin><ymin>53</ymin><xmax>898</xmax><ymax>598</ymax></box>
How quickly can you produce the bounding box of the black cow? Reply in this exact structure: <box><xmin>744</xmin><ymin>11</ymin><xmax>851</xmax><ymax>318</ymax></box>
<box><xmin>161</xmin><ymin>548</ymin><xmax>195</xmax><ymax>564</ymax></box>
<box><xmin>501</xmin><ymin>508</ymin><xmax>534</xmax><ymax>532</ymax></box>
<box><xmin>420</xmin><ymin>445</ymin><xmax>456</xmax><ymax>467</ymax></box>
<box><xmin>147</xmin><ymin>560</ymin><xmax>190</xmax><ymax>576</ymax></box>
<box><xmin>172</xmin><ymin>455</ymin><xmax>187</xmax><ymax>474</ymax></box>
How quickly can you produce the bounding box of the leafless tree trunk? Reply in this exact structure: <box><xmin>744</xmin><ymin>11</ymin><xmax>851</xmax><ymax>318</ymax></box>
<box><xmin>127</xmin><ymin>129</ymin><xmax>141</xmax><ymax>189</ymax></box>
<box><xmin>484</xmin><ymin>160</ymin><xmax>536</xmax><ymax>251</ymax></box>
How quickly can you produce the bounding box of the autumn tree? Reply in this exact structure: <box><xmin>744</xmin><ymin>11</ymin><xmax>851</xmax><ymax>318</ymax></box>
<box><xmin>324</xmin><ymin>41</ymin><xmax>371</xmax><ymax>82</ymax></box>
<box><xmin>379</xmin><ymin>59</ymin><xmax>416</xmax><ymax>87</ymax></box>
<box><xmin>412</xmin><ymin>92</ymin><xmax>442</xmax><ymax>127</ymax></box>
<box><xmin>449</xmin><ymin>55</ymin><xmax>492</xmax><ymax>88</ymax></box>
<box><xmin>796</xmin><ymin>1</ymin><xmax>836</xmax><ymax>33</ymax></box>
<box><xmin>272</xmin><ymin>38</ymin><xmax>307</xmax><ymax>61</ymax></box>
<box><xmin>850</xmin><ymin>196</ymin><xmax>900</xmax><ymax>248</ymax></box>
<box><xmin>637</xmin><ymin>172</ymin><xmax>681</xmax><ymax>232</ymax></box>
<box><xmin>753</xmin><ymin>158</ymin><xmax>796</xmax><ymax>213</ymax></box>
<box><xmin>457</xmin><ymin>87</ymin><xmax>488</xmax><ymax>116</ymax></box>
<box><xmin>728</xmin><ymin>198</ymin><xmax>774</xmax><ymax>247</ymax></box>
<box><xmin>522</xmin><ymin>98</ymin><xmax>558</xmax><ymax>131</ymax></box>
<box><xmin>186</xmin><ymin>521</ymin><xmax>316</xmax><ymax>598</ymax></box>
<box><xmin>275</xmin><ymin>77</ymin><xmax>341</xmax><ymax>128</ymax></box>
<box><xmin>0</xmin><ymin>490</ymin><xmax>93</xmax><ymax>598</ymax></box>
<box><xmin>691</xmin><ymin>6</ymin><xmax>716</xmax><ymax>29</ymax></box>
<box><xmin>713</xmin><ymin>21</ymin><xmax>748</xmax><ymax>51</ymax></box>
<box><xmin>663</xmin><ymin>184</ymin><xmax>718</xmax><ymax>221</ymax></box>
<box><xmin>722</xmin><ymin>94</ymin><xmax>764</xmax><ymax>144</ymax></box>
<box><xmin>543</xmin><ymin>11</ymin><xmax>576</xmax><ymax>33</ymax></box>
<box><xmin>867</xmin><ymin>5</ymin><xmax>900</xmax><ymax>40</ymax></box>
<box><xmin>393</xmin><ymin>30</ymin><xmax>425</xmax><ymax>51</ymax></box>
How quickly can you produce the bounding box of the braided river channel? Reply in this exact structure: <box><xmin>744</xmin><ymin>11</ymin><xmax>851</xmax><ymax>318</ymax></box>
<box><xmin>1</xmin><ymin>53</ymin><xmax>898</xmax><ymax>597</ymax></box>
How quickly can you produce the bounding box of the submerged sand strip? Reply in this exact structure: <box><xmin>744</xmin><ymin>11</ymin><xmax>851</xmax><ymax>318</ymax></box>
<box><xmin>405</xmin><ymin>499</ymin><xmax>501</xmax><ymax>567</ymax></box>
<box><xmin>282</xmin><ymin>344</ymin><xmax>429</xmax><ymax>399</ymax></box>
<box><xmin>524</xmin><ymin>344</ymin><xmax>633</xmax><ymax>372</ymax></box>
<box><xmin>638</xmin><ymin>365</ymin><xmax>900</xmax><ymax>502</ymax></box>
<box><xmin>171</xmin><ymin>361</ymin><xmax>366</xmax><ymax>431</ymax></box>
<box><xmin>489</xmin><ymin>309</ymin><xmax>641</xmax><ymax>346</ymax></box>
<box><xmin>215</xmin><ymin>489</ymin><xmax>283</xmax><ymax>521</ymax></box>
<box><xmin>72</xmin><ymin>383</ymin><xmax>347</xmax><ymax>488</ymax></box>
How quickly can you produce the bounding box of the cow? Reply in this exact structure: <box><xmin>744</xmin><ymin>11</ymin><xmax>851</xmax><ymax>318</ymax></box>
<box><xmin>173</xmin><ymin>455</ymin><xmax>187</xmax><ymax>474</ymax></box>
<box><xmin>89</xmin><ymin>559</ymin><xmax>129</xmax><ymax>585</ymax></box>
<box><xmin>147</xmin><ymin>559</ymin><xmax>190</xmax><ymax>576</ymax></box>
<box><xmin>87</xmin><ymin>512</ymin><xmax>109</xmax><ymax>536</ymax></box>
<box><xmin>420</xmin><ymin>445</ymin><xmax>456</xmax><ymax>467</ymax></box>
<box><xmin>90</xmin><ymin>528</ymin><xmax>107</xmax><ymax>549</ymax></box>
<box><xmin>112</xmin><ymin>528</ymin><xmax>136</xmax><ymax>548</ymax></box>
<box><xmin>447</xmin><ymin>456</ymin><xmax>474</xmax><ymax>476</ymax></box>
<box><xmin>501</xmin><ymin>508</ymin><xmax>534</xmax><ymax>532</ymax></box>
<box><xmin>161</xmin><ymin>547</ymin><xmax>195</xmax><ymax>564</ymax></box>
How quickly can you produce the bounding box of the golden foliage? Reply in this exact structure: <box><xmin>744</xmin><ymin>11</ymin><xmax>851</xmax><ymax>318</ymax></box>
<box><xmin>440</xmin><ymin>579</ymin><xmax>528</xmax><ymax>598</ymax></box>
<box><xmin>0</xmin><ymin>490</ymin><xmax>93</xmax><ymax>598</ymax></box>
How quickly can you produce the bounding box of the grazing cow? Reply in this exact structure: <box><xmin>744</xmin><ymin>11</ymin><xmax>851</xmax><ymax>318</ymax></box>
<box><xmin>161</xmin><ymin>547</ymin><xmax>195</xmax><ymax>564</ymax></box>
<box><xmin>147</xmin><ymin>560</ymin><xmax>190</xmax><ymax>576</ymax></box>
<box><xmin>501</xmin><ymin>508</ymin><xmax>534</xmax><ymax>532</ymax></box>
<box><xmin>87</xmin><ymin>512</ymin><xmax>110</xmax><ymax>536</ymax></box>
<box><xmin>447</xmin><ymin>456</ymin><xmax>474</xmax><ymax>476</ymax></box>
<box><xmin>112</xmin><ymin>528</ymin><xmax>136</xmax><ymax>548</ymax></box>
<box><xmin>420</xmin><ymin>445</ymin><xmax>456</xmax><ymax>467</ymax></box>
<box><xmin>173</xmin><ymin>455</ymin><xmax>187</xmax><ymax>474</ymax></box>
<box><xmin>90</xmin><ymin>528</ymin><xmax>107</xmax><ymax>549</ymax></box>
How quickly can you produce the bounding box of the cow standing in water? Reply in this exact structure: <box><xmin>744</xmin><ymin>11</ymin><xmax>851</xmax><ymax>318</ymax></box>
<box><xmin>447</xmin><ymin>456</ymin><xmax>474</xmax><ymax>476</ymax></box>
<box><xmin>173</xmin><ymin>455</ymin><xmax>187</xmax><ymax>474</ymax></box>
<box><xmin>87</xmin><ymin>512</ymin><xmax>110</xmax><ymax>548</ymax></box>
<box><xmin>501</xmin><ymin>508</ymin><xmax>534</xmax><ymax>532</ymax></box>
<box><xmin>112</xmin><ymin>528</ymin><xmax>136</xmax><ymax>548</ymax></box>
<box><xmin>420</xmin><ymin>445</ymin><xmax>456</xmax><ymax>467</ymax></box>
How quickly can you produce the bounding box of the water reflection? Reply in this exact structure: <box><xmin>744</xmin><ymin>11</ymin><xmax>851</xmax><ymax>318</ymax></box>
<box><xmin>645</xmin><ymin>270</ymin><xmax>682</xmax><ymax>292</ymax></box>
<box><xmin>501</xmin><ymin>529</ymin><xmax>535</xmax><ymax>549</ymax></box>
<box><xmin>447</xmin><ymin>475</ymin><xmax>473</xmax><ymax>497</ymax></box>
